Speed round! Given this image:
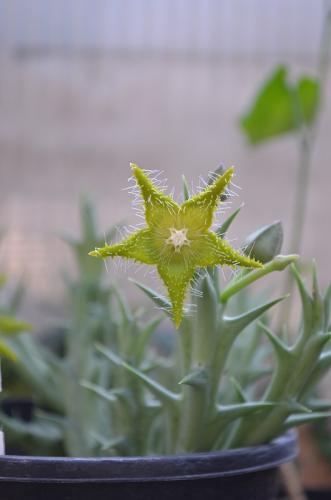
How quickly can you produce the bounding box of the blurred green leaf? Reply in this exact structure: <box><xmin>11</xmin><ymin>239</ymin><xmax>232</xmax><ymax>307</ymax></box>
<box><xmin>298</xmin><ymin>77</ymin><xmax>320</xmax><ymax>123</ymax></box>
<box><xmin>61</xmin><ymin>196</ymin><xmax>118</xmax><ymax>286</ymax></box>
<box><xmin>0</xmin><ymin>340</ymin><xmax>17</xmax><ymax>361</ymax></box>
<box><xmin>182</xmin><ymin>175</ymin><xmax>190</xmax><ymax>201</ymax></box>
<box><xmin>285</xmin><ymin>412</ymin><xmax>331</xmax><ymax>429</ymax></box>
<box><xmin>96</xmin><ymin>343</ymin><xmax>181</xmax><ymax>406</ymax></box>
<box><xmin>241</xmin><ymin>66</ymin><xmax>320</xmax><ymax>144</ymax></box>
<box><xmin>131</xmin><ymin>279</ymin><xmax>172</xmax><ymax>314</ymax></box>
<box><xmin>81</xmin><ymin>380</ymin><xmax>118</xmax><ymax>402</ymax></box>
<box><xmin>7</xmin><ymin>280</ymin><xmax>25</xmax><ymax>313</ymax></box>
<box><xmin>0</xmin><ymin>315</ymin><xmax>32</xmax><ymax>335</ymax></box>
<box><xmin>215</xmin><ymin>205</ymin><xmax>242</xmax><ymax>239</ymax></box>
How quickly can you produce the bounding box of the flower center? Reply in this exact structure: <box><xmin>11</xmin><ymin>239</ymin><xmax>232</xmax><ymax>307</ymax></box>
<box><xmin>166</xmin><ymin>228</ymin><xmax>190</xmax><ymax>253</ymax></box>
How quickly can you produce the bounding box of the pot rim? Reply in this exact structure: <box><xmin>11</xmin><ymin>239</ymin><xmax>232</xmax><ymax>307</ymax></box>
<box><xmin>0</xmin><ymin>431</ymin><xmax>298</xmax><ymax>483</ymax></box>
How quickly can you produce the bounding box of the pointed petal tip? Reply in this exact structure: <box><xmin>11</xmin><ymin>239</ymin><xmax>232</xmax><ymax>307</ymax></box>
<box><xmin>130</xmin><ymin>163</ymin><xmax>142</xmax><ymax>177</ymax></box>
<box><xmin>174</xmin><ymin>318</ymin><xmax>181</xmax><ymax>329</ymax></box>
<box><xmin>88</xmin><ymin>249</ymin><xmax>99</xmax><ymax>257</ymax></box>
<box><xmin>216</xmin><ymin>165</ymin><xmax>235</xmax><ymax>192</ymax></box>
<box><xmin>173</xmin><ymin>309</ymin><xmax>183</xmax><ymax>329</ymax></box>
<box><xmin>242</xmin><ymin>255</ymin><xmax>263</xmax><ymax>268</ymax></box>
<box><xmin>241</xmin><ymin>256</ymin><xmax>263</xmax><ymax>269</ymax></box>
<box><xmin>223</xmin><ymin>165</ymin><xmax>235</xmax><ymax>181</ymax></box>
<box><xmin>130</xmin><ymin>163</ymin><xmax>151</xmax><ymax>186</ymax></box>
<box><xmin>130</xmin><ymin>163</ymin><xmax>142</xmax><ymax>180</ymax></box>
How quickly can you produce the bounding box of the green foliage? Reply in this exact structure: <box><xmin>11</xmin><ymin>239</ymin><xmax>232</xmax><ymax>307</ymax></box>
<box><xmin>0</xmin><ymin>200</ymin><xmax>115</xmax><ymax>455</ymax></box>
<box><xmin>0</xmin><ymin>316</ymin><xmax>32</xmax><ymax>336</ymax></box>
<box><xmin>241</xmin><ymin>66</ymin><xmax>320</xmax><ymax>144</ymax></box>
<box><xmin>0</xmin><ymin>253</ymin><xmax>32</xmax><ymax>456</ymax></box>
<box><xmin>62</xmin><ymin>196</ymin><xmax>117</xmax><ymax>288</ymax></box>
<box><xmin>1</xmin><ymin>195</ymin><xmax>331</xmax><ymax>457</ymax></box>
<box><xmin>127</xmin><ymin>218</ymin><xmax>330</xmax><ymax>453</ymax></box>
<box><xmin>0</xmin><ymin>273</ymin><xmax>31</xmax><ymax>362</ymax></box>
<box><xmin>83</xmin><ymin>198</ymin><xmax>330</xmax><ymax>454</ymax></box>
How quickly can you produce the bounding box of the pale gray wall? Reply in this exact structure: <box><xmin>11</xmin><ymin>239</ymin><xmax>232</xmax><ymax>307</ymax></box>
<box><xmin>0</xmin><ymin>0</ymin><xmax>326</xmax><ymax>58</ymax></box>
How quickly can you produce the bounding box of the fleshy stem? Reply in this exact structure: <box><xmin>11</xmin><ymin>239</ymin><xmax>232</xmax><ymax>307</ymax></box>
<box><xmin>220</xmin><ymin>255</ymin><xmax>298</xmax><ymax>303</ymax></box>
<box><xmin>175</xmin><ymin>255</ymin><xmax>297</xmax><ymax>452</ymax></box>
<box><xmin>177</xmin><ymin>275</ymin><xmax>220</xmax><ymax>452</ymax></box>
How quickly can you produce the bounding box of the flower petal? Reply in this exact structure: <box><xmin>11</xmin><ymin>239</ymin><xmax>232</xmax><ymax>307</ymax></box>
<box><xmin>180</xmin><ymin>167</ymin><xmax>234</xmax><ymax>231</ymax></box>
<box><xmin>89</xmin><ymin>228</ymin><xmax>157</xmax><ymax>265</ymax></box>
<box><xmin>195</xmin><ymin>232</ymin><xmax>262</xmax><ymax>269</ymax></box>
<box><xmin>131</xmin><ymin>164</ymin><xmax>180</xmax><ymax>227</ymax></box>
<box><xmin>157</xmin><ymin>262</ymin><xmax>195</xmax><ymax>328</ymax></box>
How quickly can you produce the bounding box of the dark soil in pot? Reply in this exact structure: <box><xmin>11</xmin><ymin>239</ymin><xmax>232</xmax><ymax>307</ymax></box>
<box><xmin>0</xmin><ymin>431</ymin><xmax>298</xmax><ymax>500</ymax></box>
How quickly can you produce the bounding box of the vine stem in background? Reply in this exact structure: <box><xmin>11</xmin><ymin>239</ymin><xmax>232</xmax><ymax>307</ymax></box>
<box><xmin>278</xmin><ymin>11</ymin><xmax>331</xmax><ymax>496</ymax></box>
<box><xmin>278</xmin><ymin>7</ymin><xmax>331</xmax><ymax>328</ymax></box>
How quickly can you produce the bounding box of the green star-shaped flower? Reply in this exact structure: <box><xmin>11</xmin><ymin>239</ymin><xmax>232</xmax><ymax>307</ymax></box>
<box><xmin>89</xmin><ymin>164</ymin><xmax>262</xmax><ymax>327</ymax></box>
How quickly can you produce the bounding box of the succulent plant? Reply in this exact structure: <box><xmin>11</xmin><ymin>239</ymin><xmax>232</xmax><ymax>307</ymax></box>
<box><xmin>86</xmin><ymin>165</ymin><xmax>331</xmax><ymax>454</ymax></box>
<box><xmin>0</xmin><ymin>199</ymin><xmax>165</xmax><ymax>457</ymax></box>
<box><xmin>0</xmin><ymin>270</ymin><xmax>33</xmax><ymax>452</ymax></box>
<box><xmin>1</xmin><ymin>169</ymin><xmax>330</xmax><ymax>458</ymax></box>
<box><xmin>0</xmin><ymin>199</ymin><xmax>119</xmax><ymax>456</ymax></box>
<box><xmin>0</xmin><ymin>270</ymin><xmax>30</xmax><ymax>363</ymax></box>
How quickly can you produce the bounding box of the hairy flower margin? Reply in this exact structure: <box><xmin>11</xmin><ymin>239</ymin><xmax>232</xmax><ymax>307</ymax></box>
<box><xmin>89</xmin><ymin>164</ymin><xmax>262</xmax><ymax>326</ymax></box>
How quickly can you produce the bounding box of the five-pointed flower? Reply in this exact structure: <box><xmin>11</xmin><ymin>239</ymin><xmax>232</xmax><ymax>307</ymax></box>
<box><xmin>89</xmin><ymin>164</ymin><xmax>262</xmax><ymax>327</ymax></box>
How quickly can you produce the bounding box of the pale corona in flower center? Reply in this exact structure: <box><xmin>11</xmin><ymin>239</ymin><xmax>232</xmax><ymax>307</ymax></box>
<box><xmin>166</xmin><ymin>228</ymin><xmax>190</xmax><ymax>253</ymax></box>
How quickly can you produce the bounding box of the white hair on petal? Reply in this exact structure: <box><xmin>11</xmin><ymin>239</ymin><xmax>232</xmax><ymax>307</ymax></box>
<box><xmin>103</xmin><ymin>259</ymin><xmax>109</xmax><ymax>273</ymax></box>
<box><xmin>104</xmin><ymin>165</ymin><xmax>249</xmax><ymax>321</ymax></box>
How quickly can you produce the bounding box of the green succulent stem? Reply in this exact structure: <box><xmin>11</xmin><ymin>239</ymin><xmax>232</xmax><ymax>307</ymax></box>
<box><xmin>178</xmin><ymin>384</ymin><xmax>209</xmax><ymax>452</ymax></box>
<box><xmin>220</xmin><ymin>254</ymin><xmax>298</xmax><ymax>303</ymax></box>
<box><xmin>177</xmin><ymin>276</ymin><xmax>221</xmax><ymax>451</ymax></box>
<box><xmin>230</xmin><ymin>267</ymin><xmax>331</xmax><ymax>448</ymax></box>
<box><xmin>208</xmin><ymin>320</ymin><xmax>237</xmax><ymax>408</ymax></box>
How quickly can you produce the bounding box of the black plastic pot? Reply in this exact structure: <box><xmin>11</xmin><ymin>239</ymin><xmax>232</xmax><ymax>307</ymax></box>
<box><xmin>0</xmin><ymin>431</ymin><xmax>297</xmax><ymax>500</ymax></box>
<box><xmin>305</xmin><ymin>491</ymin><xmax>331</xmax><ymax>500</ymax></box>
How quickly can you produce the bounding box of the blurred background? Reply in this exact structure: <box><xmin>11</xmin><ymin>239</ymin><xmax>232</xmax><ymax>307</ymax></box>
<box><xmin>0</xmin><ymin>0</ymin><xmax>330</xmax><ymax>325</ymax></box>
<box><xmin>0</xmin><ymin>2</ymin><xmax>331</xmax><ymax>494</ymax></box>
